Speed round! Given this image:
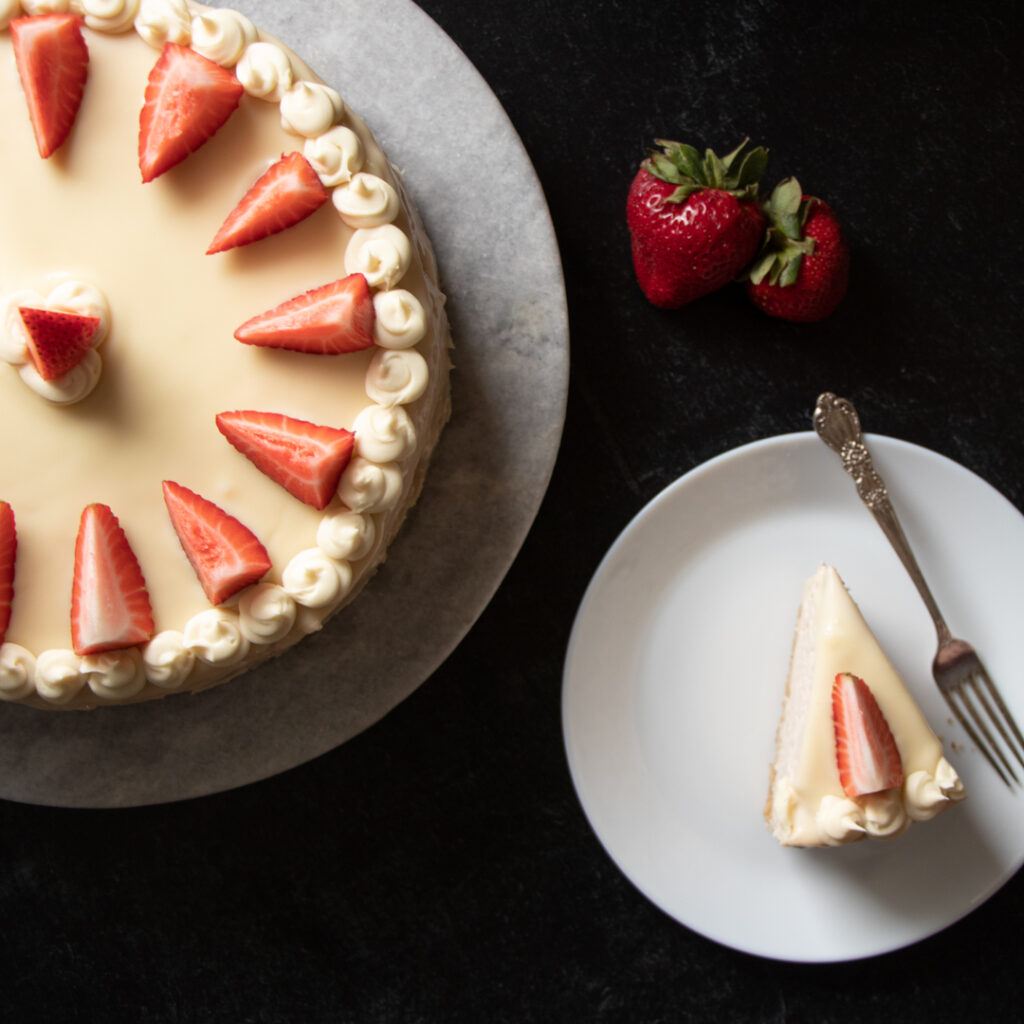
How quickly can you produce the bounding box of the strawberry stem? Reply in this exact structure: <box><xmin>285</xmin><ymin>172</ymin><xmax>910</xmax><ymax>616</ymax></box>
<box><xmin>745</xmin><ymin>177</ymin><xmax>818</xmax><ymax>287</ymax></box>
<box><xmin>642</xmin><ymin>138</ymin><xmax>768</xmax><ymax>204</ymax></box>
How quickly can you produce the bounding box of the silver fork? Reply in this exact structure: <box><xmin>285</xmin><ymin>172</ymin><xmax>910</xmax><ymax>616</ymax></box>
<box><xmin>813</xmin><ymin>391</ymin><xmax>1024</xmax><ymax>789</ymax></box>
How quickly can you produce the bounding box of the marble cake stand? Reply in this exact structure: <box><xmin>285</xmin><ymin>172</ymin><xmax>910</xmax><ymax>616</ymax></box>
<box><xmin>0</xmin><ymin>0</ymin><xmax>569</xmax><ymax>807</ymax></box>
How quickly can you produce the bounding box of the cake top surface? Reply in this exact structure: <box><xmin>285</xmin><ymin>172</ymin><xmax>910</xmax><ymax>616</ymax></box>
<box><xmin>1</xmin><ymin>20</ymin><xmax>381</xmax><ymax>649</ymax></box>
<box><xmin>0</xmin><ymin>2</ymin><xmax>448</xmax><ymax>707</ymax></box>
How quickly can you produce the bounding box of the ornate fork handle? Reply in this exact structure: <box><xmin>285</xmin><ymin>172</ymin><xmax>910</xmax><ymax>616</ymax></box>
<box><xmin>812</xmin><ymin>392</ymin><xmax>951</xmax><ymax>645</ymax></box>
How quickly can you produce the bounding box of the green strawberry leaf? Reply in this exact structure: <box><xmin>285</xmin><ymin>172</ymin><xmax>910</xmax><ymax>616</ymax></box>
<box><xmin>657</xmin><ymin>140</ymin><xmax>703</xmax><ymax>180</ymax></box>
<box><xmin>642</xmin><ymin>137</ymin><xmax>768</xmax><ymax>200</ymax></box>
<box><xmin>776</xmin><ymin>211</ymin><xmax>804</xmax><ymax>240</ymax></box>
<box><xmin>648</xmin><ymin>152</ymin><xmax>688</xmax><ymax>183</ymax></box>
<box><xmin>703</xmin><ymin>148</ymin><xmax>727</xmax><ymax>188</ymax></box>
<box><xmin>779</xmin><ymin>252</ymin><xmax>804</xmax><ymax>287</ymax></box>
<box><xmin>735</xmin><ymin>147</ymin><xmax>769</xmax><ymax>190</ymax></box>
<box><xmin>668</xmin><ymin>183</ymin><xmax>702</xmax><ymax>202</ymax></box>
<box><xmin>719</xmin><ymin>138</ymin><xmax>750</xmax><ymax>172</ymax></box>
<box><xmin>746</xmin><ymin>252</ymin><xmax>777</xmax><ymax>286</ymax></box>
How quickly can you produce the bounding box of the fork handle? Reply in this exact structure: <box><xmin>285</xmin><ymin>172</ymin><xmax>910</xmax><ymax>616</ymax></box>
<box><xmin>813</xmin><ymin>392</ymin><xmax>953</xmax><ymax>646</ymax></box>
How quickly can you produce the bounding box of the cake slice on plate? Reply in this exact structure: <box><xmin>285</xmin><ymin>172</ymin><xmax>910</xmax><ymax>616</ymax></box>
<box><xmin>767</xmin><ymin>564</ymin><xmax>965</xmax><ymax>847</ymax></box>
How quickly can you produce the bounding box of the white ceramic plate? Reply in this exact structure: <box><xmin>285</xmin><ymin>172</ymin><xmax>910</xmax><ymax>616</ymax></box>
<box><xmin>562</xmin><ymin>432</ymin><xmax>1024</xmax><ymax>962</ymax></box>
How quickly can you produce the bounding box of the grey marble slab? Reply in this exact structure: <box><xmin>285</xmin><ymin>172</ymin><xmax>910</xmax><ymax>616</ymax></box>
<box><xmin>0</xmin><ymin>0</ymin><xmax>568</xmax><ymax>807</ymax></box>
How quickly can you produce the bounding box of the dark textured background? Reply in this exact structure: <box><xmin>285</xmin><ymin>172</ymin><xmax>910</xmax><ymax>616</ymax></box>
<box><xmin>3</xmin><ymin>0</ymin><xmax>1023</xmax><ymax>1020</ymax></box>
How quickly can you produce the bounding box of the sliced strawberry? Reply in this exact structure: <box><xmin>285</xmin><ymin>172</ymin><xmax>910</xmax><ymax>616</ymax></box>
<box><xmin>71</xmin><ymin>504</ymin><xmax>155</xmax><ymax>656</ymax></box>
<box><xmin>11</xmin><ymin>14</ymin><xmax>89</xmax><ymax>159</ymax></box>
<box><xmin>234</xmin><ymin>274</ymin><xmax>376</xmax><ymax>354</ymax></box>
<box><xmin>207</xmin><ymin>152</ymin><xmax>329</xmax><ymax>254</ymax></box>
<box><xmin>216</xmin><ymin>410</ymin><xmax>356</xmax><ymax>510</ymax></box>
<box><xmin>832</xmin><ymin>672</ymin><xmax>904</xmax><ymax>797</ymax></box>
<box><xmin>138</xmin><ymin>42</ymin><xmax>244</xmax><ymax>183</ymax></box>
<box><xmin>0</xmin><ymin>502</ymin><xmax>16</xmax><ymax>647</ymax></box>
<box><xmin>18</xmin><ymin>306</ymin><xmax>100</xmax><ymax>381</ymax></box>
<box><xmin>162</xmin><ymin>481</ymin><xmax>271</xmax><ymax>605</ymax></box>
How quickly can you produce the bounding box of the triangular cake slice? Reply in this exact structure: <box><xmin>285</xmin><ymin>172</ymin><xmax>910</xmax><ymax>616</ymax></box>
<box><xmin>767</xmin><ymin>564</ymin><xmax>965</xmax><ymax>847</ymax></box>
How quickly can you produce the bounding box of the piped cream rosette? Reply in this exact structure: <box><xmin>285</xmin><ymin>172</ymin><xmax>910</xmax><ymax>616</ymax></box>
<box><xmin>0</xmin><ymin>281</ymin><xmax>110</xmax><ymax>405</ymax></box>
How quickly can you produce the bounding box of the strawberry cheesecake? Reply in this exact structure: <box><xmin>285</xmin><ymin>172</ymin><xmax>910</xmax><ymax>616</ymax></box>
<box><xmin>0</xmin><ymin>1</ymin><xmax>452</xmax><ymax>708</ymax></box>
<box><xmin>767</xmin><ymin>564</ymin><xmax>965</xmax><ymax>846</ymax></box>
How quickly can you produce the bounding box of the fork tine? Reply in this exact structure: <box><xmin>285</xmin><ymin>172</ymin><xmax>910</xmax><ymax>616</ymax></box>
<box><xmin>942</xmin><ymin>692</ymin><xmax>1015</xmax><ymax>786</ymax></box>
<box><xmin>970</xmin><ymin>669</ymin><xmax>1024</xmax><ymax>772</ymax></box>
<box><xmin>955</xmin><ymin>684</ymin><xmax>1020</xmax><ymax>788</ymax></box>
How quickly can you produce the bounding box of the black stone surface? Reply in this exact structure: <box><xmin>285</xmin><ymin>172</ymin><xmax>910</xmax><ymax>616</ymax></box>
<box><xmin>2</xmin><ymin>0</ymin><xmax>1023</xmax><ymax>1020</ymax></box>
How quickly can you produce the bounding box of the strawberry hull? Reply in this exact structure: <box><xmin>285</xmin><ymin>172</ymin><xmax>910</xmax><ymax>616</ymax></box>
<box><xmin>627</xmin><ymin>170</ymin><xmax>765</xmax><ymax>309</ymax></box>
<box><xmin>745</xmin><ymin>192</ymin><xmax>849</xmax><ymax>323</ymax></box>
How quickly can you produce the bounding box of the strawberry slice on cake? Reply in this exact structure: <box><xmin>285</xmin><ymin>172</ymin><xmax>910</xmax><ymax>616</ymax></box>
<box><xmin>162</xmin><ymin>481</ymin><xmax>272</xmax><ymax>606</ymax></box>
<box><xmin>234</xmin><ymin>274</ymin><xmax>376</xmax><ymax>354</ymax></box>
<box><xmin>216</xmin><ymin>411</ymin><xmax>356</xmax><ymax>510</ymax></box>
<box><xmin>0</xmin><ymin>502</ymin><xmax>16</xmax><ymax>647</ymax></box>
<box><xmin>18</xmin><ymin>306</ymin><xmax>100</xmax><ymax>381</ymax></box>
<box><xmin>832</xmin><ymin>672</ymin><xmax>903</xmax><ymax>797</ymax></box>
<box><xmin>138</xmin><ymin>42</ymin><xmax>244</xmax><ymax>183</ymax></box>
<box><xmin>10</xmin><ymin>13</ymin><xmax>89</xmax><ymax>159</ymax></box>
<box><xmin>71</xmin><ymin>504</ymin><xmax>155</xmax><ymax>656</ymax></box>
<box><xmin>207</xmin><ymin>152</ymin><xmax>329</xmax><ymax>254</ymax></box>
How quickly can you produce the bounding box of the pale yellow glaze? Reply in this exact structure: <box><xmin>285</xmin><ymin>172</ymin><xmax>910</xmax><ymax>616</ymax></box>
<box><xmin>0</xmin><ymin>9</ymin><xmax>450</xmax><ymax>706</ymax></box>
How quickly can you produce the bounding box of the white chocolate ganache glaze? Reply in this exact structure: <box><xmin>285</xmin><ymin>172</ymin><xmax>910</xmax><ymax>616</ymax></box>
<box><xmin>0</xmin><ymin>2</ymin><xmax>452</xmax><ymax>708</ymax></box>
<box><xmin>767</xmin><ymin>565</ymin><xmax>964</xmax><ymax>846</ymax></box>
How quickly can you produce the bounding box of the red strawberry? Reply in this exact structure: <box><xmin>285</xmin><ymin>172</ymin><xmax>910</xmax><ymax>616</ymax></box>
<box><xmin>162</xmin><ymin>480</ymin><xmax>271</xmax><ymax>605</ymax></box>
<box><xmin>234</xmin><ymin>274</ymin><xmax>375</xmax><ymax>354</ymax></box>
<box><xmin>71</xmin><ymin>504</ymin><xmax>155</xmax><ymax>656</ymax></box>
<box><xmin>138</xmin><ymin>42</ymin><xmax>244</xmax><ymax>183</ymax></box>
<box><xmin>18</xmin><ymin>306</ymin><xmax>100</xmax><ymax>381</ymax></box>
<box><xmin>626</xmin><ymin>138</ymin><xmax>768</xmax><ymax>308</ymax></box>
<box><xmin>216</xmin><ymin>411</ymin><xmax>356</xmax><ymax>510</ymax></box>
<box><xmin>832</xmin><ymin>672</ymin><xmax>904</xmax><ymax>797</ymax></box>
<box><xmin>10</xmin><ymin>14</ymin><xmax>89</xmax><ymax>159</ymax></box>
<box><xmin>207</xmin><ymin>152</ymin><xmax>329</xmax><ymax>254</ymax></box>
<box><xmin>745</xmin><ymin>178</ymin><xmax>849</xmax><ymax>322</ymax></box>
<box><xmin>0</xmin><ymin>502</ymin><xmax>16</xmax><ymax>647</ymax></box>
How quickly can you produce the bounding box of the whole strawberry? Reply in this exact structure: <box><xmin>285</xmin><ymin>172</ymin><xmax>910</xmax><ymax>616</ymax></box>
<box><xmin>745</xmin><ymin>178</ymin><xmax>849</xmax><ymax>322</ymax></box>
<box><xmin>626</xmin><ymin>138</ymin><xmax>768</xmax><ymax>309</ymax></box>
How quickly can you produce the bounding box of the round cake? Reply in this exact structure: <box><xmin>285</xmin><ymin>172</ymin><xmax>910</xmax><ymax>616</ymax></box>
<box><xmin>0</xmin><ymin>0</ymin><xmax>452</xmax><ymax>708</ymax></box>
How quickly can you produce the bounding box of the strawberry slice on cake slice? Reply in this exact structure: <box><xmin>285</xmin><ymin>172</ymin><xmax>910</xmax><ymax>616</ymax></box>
<box><xmin>162</xmin><ymin>481</ymin><xmax>272</xmax><ymax>606</ymax></box>
<box><xmin>216</xmin><ymin>411</ymin><xmax>356</xmax><ymax>510</ymax></box>
<box><xmin>0</xmin><ymin>502</ymin><xmax>16</xmax><ymax>647</ymax></box>
<box><xmin>832</xmin><ymin>672</ymin><xmax>903</xmax><ymax>797</ymax></box>
<box><xmin>10</xmin><ymin>13</ymin><xmax>89</xmax><ymax>159</ymax></box>
<box><xmin>18</xmin><ymin>306</ymin><xmax>100</xmax><ymax>381</ymax></box>
<box><xmin>234</xmin><ymin>274</ymin><xmax>376</xmax><ymax>354</ymax></box>
<box><xmin>71</xmin><ymin>504</ymin><xmax>155</xmax><ymax>656</ymax></box>
<box><xmin>207</xmin><ymin>152</ymin><xmax>330</xmax><ymax>254</ymax></box>
<box><xmin>138</xmin><ymin>42</ymin><xmax>245</xmax><ymax>183</ymax></box>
